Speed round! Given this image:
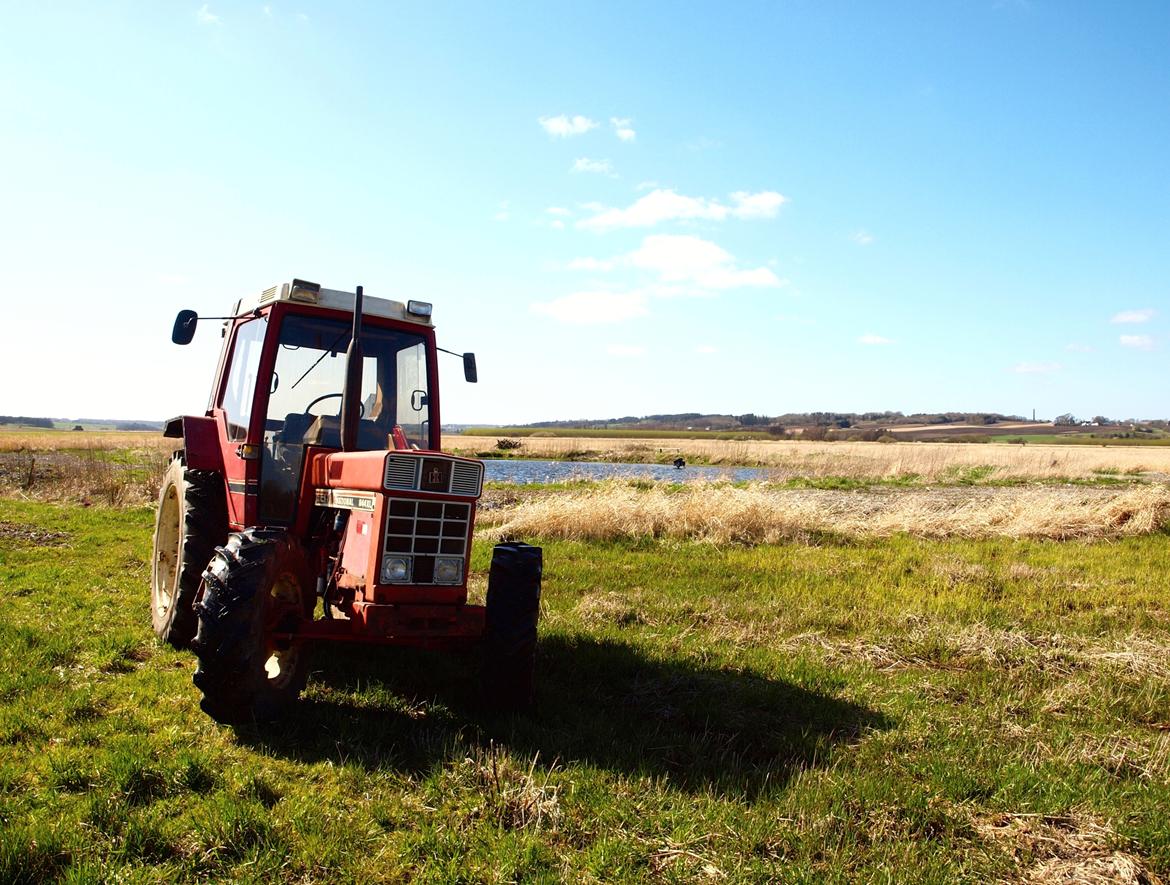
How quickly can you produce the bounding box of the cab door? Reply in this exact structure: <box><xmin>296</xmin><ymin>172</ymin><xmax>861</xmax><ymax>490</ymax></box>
<box><xmin>214</xmin><ymin>314</ymin><xmax>270</xmax><ymax>528</ymax></box>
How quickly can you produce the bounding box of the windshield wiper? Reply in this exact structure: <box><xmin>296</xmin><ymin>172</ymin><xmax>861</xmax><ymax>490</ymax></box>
<box><xmin>290</xmin><ymin>329</ymin><xmax>350</xmax><ymax>390</ymax></box>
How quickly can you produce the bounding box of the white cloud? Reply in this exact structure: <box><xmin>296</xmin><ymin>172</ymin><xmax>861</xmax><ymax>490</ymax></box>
<box><xmin>858</xmin><ymin>334</ymin><xmax>894</xmax><ymax>346</ymax></box>
<box><xmin>852</xmin><ymin>230</ymin><xmax>875</xmax><ymax>246</ymax></box>
<box><xmin>531</xmin><ymin>290</ymin><xmax>648</xmax><ymax>324</ymax></box>
<box><xmin>1012</xmin><ymin>361</ymin><xmax>1061</xmax><ymax>374</ymax></box>
<box><xmin>1120</xmin><ymin>334</ymin><xmax>1154</xmax><ymax>350</ymax></box>
<box><xmin>1111</xmin><ymin>308</ymin><xmax>1156</xmax><ymax>324</ymax></box>
<box><xmin>567</xmin><ymin>235</ymin><xmax>783</xmax><ymax>293</ymax></box>
<box><xmin>1065</xmin><ymin>343</ymin><xmax>1094</xmax><ymax>353</ymax></box>
<box><xmin>567</xmin><ymin>256</ymin><xmax>616</xmax><ymax>272</ymax></box>
<box><xmin>729</xmin><ymin>191</ymin><xmax>787</xmax><ymax>219</ymax></box>
<box><xmin>550</xmin><ymin>220</ymin><xmax>565</xmax><ymax>230</ymax></box>
<box><xmin>539</xmin><ymin>115</ymin><xmax>598</xmax><ymax>137</ymax></box>
<box><xmin>627</xmin><ymin>234</ymin><xmax>783</xmax><ymax>290</ymax></box>
<box><xmin>607</xmin><ymin>344</ymin><xmax>646</xmax><ymax>357</ymax></box>
<box><xmin>545</xmin><ymin>206</ymin><xmax>572</xmax><ymax>217</ymax></box>
<box><xmin>611</xmin><ymin>117</ymin><xmax>636</xmax><ymax>142</ymax></box>
<box><xmin>262</xmin><ymin>4</ymin><xmax>272</xmax><ymax>16</ymax></box>
<box><xmin>493</xmin><ymin>200</ymin><xmax>509</xmax><ymax>222</ymax></box>
<box><xmin>196</xmin><ymin>4</ymin><xmax>220</xmax><ymax>24</ymax></box>
<box><xmin>695</xmin><ymin>345</ymin><xmax>718</xmax><ymax>354</ymax></box>
<box><xmin>572</xmin><ymin>157</ymin><xmax>615</xmax><ymax>176</ymax></box>
<box><xmin>635</xmin><ymin>180</ymin><xmax>660</xmax><ymax>191</ymax></box>
<box><xmin>578</xmin><ymin>188</ymin><xmax>787</xmax><ymax>231</ymax></box>
<box><xmin>295</xmin><ymin>11</ymin><xmax>308</xmax><ymax>21</ymax></box>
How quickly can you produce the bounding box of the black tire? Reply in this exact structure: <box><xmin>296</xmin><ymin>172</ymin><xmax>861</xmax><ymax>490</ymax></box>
<box><xmin>482</xmin><ymin>543</ymin><xmax>542</xmax><ymax>711</ymax></box>
<box><xmin>150</xmin><ymin>456</ymin><xmax>228</xmax><ymax>648</ymax></box>
<box><xmin>192</xmin><ymin>529</ymin><xmax>314</xmax><ymax>724</ymax></box>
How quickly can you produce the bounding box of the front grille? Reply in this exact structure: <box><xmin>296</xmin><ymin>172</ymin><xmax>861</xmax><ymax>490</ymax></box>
<box><xmin>383</xmin><ymin>498</ymin><xmax>470</xmax><ymax>584</ymax></box>
<box><xmin>384</xmin><ymin>456</ymin><xmax>418</xmax><ymax>490</ymax></box>
<box><xmin>451</xmin><ymin>461</ymin><xmax>483</xmax><ymax>496</ymax></box>
<box><xmin>382</xmin><ymin>454</ymin><xmax>483</xmax><ymax>497</ymax></box>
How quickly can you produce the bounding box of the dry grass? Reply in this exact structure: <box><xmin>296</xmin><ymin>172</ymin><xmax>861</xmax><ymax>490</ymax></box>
<box><xmin>443</xmin><ymin>434</ymin><xmax>1170</xmax><ymax>481</ymax></box>
<box><xmin>974</xmin><ymin>812</ymin><xmax>1162</xmax><ymax>884</ymax></box>
<box><xmin>0</xmin><ymin>430</ymin><xmax>172</xmax><ymax>454</ymax></box>
<box><xmin>479</xmin><ymin>481</ymin><xmax>1170</xmax><ymax>543</ymax></box>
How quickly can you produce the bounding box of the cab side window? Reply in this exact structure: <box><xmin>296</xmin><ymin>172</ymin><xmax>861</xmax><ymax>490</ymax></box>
<box><xmin>221</xmin><ymin>318</ymin><xmax>267</xmax><ymax>441</ymax></box>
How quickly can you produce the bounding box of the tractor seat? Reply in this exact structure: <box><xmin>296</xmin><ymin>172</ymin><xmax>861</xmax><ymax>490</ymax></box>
<box><xmin>303</xmin><ymin>415</ymin><xmax>391</xmax><ymax>451</ymax></box>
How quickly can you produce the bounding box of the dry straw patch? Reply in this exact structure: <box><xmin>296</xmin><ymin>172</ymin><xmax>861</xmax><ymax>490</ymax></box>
<box><xmin>975</xmin><ymin>812</ymin><xmax>1162</xmax><ymax>884</ymax></box>
<box><xmin>478</xmin><ymin>481</ymin><xmax>1170</xmax><ymax>544</ymax></box>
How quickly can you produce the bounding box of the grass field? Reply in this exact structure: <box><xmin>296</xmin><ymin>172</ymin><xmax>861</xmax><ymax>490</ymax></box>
<box><xmin>1</xmin><ymin>431</ymin><xmax>1168</xmax><ymax>881</ymax></box>
<box><xmin>3</xmin><ymin>496</ymin><xmax>1170</xmax><ymax>881</ymax></box>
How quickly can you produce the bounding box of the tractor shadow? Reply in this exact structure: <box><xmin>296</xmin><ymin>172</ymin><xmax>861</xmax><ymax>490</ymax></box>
<box><xmin>238</xmin><ymin>634</ymin><xmax>889</xmax><ymax>796</ymax></box>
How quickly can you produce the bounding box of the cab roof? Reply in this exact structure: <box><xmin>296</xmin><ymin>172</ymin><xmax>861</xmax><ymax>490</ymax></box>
<box><xmin>235</xmin><ymin>279</ymin><xmax>433</xmax><ymax>327</ymax></box>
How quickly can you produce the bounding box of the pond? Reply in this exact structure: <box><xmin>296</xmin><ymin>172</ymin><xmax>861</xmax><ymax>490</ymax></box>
<box><xmin>482</xmin><ymin>458</ymin><xmax>772</xmax><ymax>484</ymax></box>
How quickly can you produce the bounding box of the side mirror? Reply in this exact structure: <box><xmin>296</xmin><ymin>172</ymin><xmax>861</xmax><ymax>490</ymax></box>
<box><xmin>463</xmin><ymin>352</ymin><xmax>478</xmax><ymax>383</ymax></box>
<box><xmin>172</xmin><ymin>310</ymin><xmax>198</xmax><ymax>345</ymax></box>
<box><xmin>410</xmin><ymin>389</ymin><xmax>429</xmax><ymax>411</ymax></box>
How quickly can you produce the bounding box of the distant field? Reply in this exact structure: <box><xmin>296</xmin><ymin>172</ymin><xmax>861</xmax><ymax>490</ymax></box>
<box><xmin>990</xmin><ymin>433</ymin><xmax>1170</xmax><ymax>446</ymax></box>
<box><xmin>461</xmin><ymin>426</ymin><xmax>773</xmax><ymax>440</ymax></box>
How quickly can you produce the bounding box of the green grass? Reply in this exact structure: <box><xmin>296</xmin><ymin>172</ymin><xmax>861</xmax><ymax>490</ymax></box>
<box><xmin>989</xmin><ymin>433</ymin><xmax>1170</xmax><ymax>446</ymax></box>
<box><xmin>1</xmin><ymin>500</ymin><xmax>1168</xmax><ymax>881</ymax></box>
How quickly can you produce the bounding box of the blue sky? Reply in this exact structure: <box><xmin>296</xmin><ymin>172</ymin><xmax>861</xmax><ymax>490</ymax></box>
<box><xmin>1</xmin><ymin>1</ymin><xmax>1167</xmax><ymax>424</ymax></box>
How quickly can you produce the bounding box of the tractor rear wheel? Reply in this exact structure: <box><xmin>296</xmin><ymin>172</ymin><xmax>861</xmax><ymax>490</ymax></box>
<box><xmin>192</xmin><ymin>529</ymin><xmax>313</xmax><ymax>724</ymax></box>
<box><xmin>482</xmin><ymin>543</ymin><xmax>542</xmax><ymax>711</ymax></box>
<box><xmin>150</xmin><ymin>456</ymin><xmax>227</xmax><ymax>648</ymax></box>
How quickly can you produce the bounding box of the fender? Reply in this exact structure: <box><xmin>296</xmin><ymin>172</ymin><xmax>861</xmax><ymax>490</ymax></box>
<box><xmin>163</xmin><ymin>414</ymin><xmax>224</xmax><ymax>473</ymax></box>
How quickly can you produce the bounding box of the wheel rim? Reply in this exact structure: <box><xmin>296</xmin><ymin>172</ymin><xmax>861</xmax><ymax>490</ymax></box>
<box><xmin>264</xmin><ymin>570</ymin><xmax>302</xmax><ymax>688</ymax></box>
<box><xmin>153</xmin><ymin>484</ymin><xmax>181</xmax><ymax>619</ymax></box>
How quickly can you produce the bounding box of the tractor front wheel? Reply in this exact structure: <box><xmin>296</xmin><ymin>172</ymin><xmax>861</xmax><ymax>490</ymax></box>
<box><xmin>192</xmin><ymin>529</ymin><xmax>313</xmax><ymax>724</ymax></box>
<box><xmin>150</xmin><ymin>456</ymin><xmax>227</xmax><ymax>648</ymax></box>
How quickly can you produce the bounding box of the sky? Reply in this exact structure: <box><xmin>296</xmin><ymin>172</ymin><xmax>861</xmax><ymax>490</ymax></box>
<box><xmin>1</xmin><ymin>1</ymin><xmax>1167</xmax><ymax>424</ymax></box>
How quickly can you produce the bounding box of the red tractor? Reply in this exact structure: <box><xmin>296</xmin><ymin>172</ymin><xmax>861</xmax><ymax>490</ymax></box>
<box><xmin>151</xmin><ymin>279</ymin><xmax>541</xmax><ymax>723</ymax></box>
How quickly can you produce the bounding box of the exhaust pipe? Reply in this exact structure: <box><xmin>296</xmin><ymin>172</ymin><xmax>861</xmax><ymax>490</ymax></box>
<box><xmin>340</xmin><ymin>285</ymin><xmax>363</xmax><ymax>452</ymax></box>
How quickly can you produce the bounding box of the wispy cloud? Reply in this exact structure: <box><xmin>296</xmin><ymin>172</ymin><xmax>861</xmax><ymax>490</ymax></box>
<box><xmin>578</xmin><ymin>188</ymin><xmax>787</xmax><ymax>232</ymax></box>
<box><xmin>627</xmin><ymin>235</ymin><xmax>783</xmax><ymax>290</ymax></box>
<box><xmin>1120</xmin><ymin>334</ymin><xmax>1154</xmax><ymax>350</ymax></box>
<box><xmin>852</xmin><ymin>230</ymin><xmax>875</xmax><ymax>246</ymax></box>
<box><xmin>611</xmin><ymin>117</ymin><xmax>636</xmax><ymax>142</ymax></box>
<box><xmin>493</xmin><ymin>200</ymin><xmax>509</xmax><ymax>222</ymax></box>
<box><xmin>858</xmin><ymin>334</ymin><xmax>894</xmax><ymax>346</ymax></box>
<box><xmin>1111</xmin><ymin>308</ymin><xmax>1156</xmax><ymax>324</ymax></box>
<box><xmin>539</xmin><ymin>115</ymin><xmax>597</xmax><ymax>137</ymax></box>
<box><xmin>695</xmin><ymin>345</ymin><xmax>718</xmax><ymax>354</ymax></box>
<box><xmin>196</xmin><ymin>4</ymin><xmax>220</xmax><ymax>24</ymax></box>
<box><xmin>568</xmin><ymin>234</ymin><xmax>783</xmax><ymax>292</ymax></box>
<box><xmin>1013</xmin><ymin>361</ymin><xmax>1061</xmax><ymax>374</ymax></box>
<box><xmin>607</xmin><ymin>344</ymin><xmax>646</xmax><ymax>357</ymax></box>
<box><xmin>546</xmin><ymin>207</ymin><xmax>572</xmax><ymax>217</ymax></box>
<box><xmin>1065</xmin><ymin>343</ymin><xmax>1094</xmax><ymax>353</ymax></box>
<box><xmin>571</xmin><ymin>157</ymin><xmax>615</xmax><ymax>176</ymax></box>
<box><xmin>531</xmin><ymin>290</ymin><xmax>649</xmax><ymax>324</ymax></box>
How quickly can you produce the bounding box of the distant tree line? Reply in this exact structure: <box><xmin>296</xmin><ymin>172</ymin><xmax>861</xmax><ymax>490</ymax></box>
<box><xmin>0</xmin><ymin>415</ymin><xmax>54</xmax><ymax>428</ymax></box>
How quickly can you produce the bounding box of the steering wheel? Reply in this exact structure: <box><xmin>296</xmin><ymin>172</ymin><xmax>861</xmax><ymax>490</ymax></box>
<box><xmin>304</xmin><ymin>392</ymin><xmax>364</xmax><ymax>418</ymax></box>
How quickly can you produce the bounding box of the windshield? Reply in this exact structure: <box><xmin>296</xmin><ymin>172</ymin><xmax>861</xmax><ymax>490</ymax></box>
<box><xmin>266</xmin><ymin>313</ymin><xmax>432</xmax><ymax>450</ymax></box>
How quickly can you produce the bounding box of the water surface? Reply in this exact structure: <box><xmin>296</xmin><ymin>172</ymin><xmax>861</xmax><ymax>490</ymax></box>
<box><xmin>482</xmin><ymin>458</ymin><xmax>770</xmax><ymax>484</ymax></box>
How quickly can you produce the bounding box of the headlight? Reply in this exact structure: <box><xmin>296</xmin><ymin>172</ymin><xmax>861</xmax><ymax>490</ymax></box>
<box><xmin>434</xmin><ymin>558</ymin><xmax>463</xmax><ymax>584</ymax></box>
<box><xmin>381</xmin><ymin>556</ymin><xmax>411</xmax><ymax>584</ymax></box>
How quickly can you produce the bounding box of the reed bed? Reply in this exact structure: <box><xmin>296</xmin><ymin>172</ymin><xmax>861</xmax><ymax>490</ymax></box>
<box><xmin>479</xmin><ymin>481</ymin><xmax>1170</xmax><ymax>543</ymax></box>
<box><xmin>444</xmin><ymin>434</ymin><xmax>1170</xmax><ymax>481</ymax></box>
<box><xmin>0</xmin><ymin>430</ymin><xmax>173</xmax><ymax>454</ymax></box>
